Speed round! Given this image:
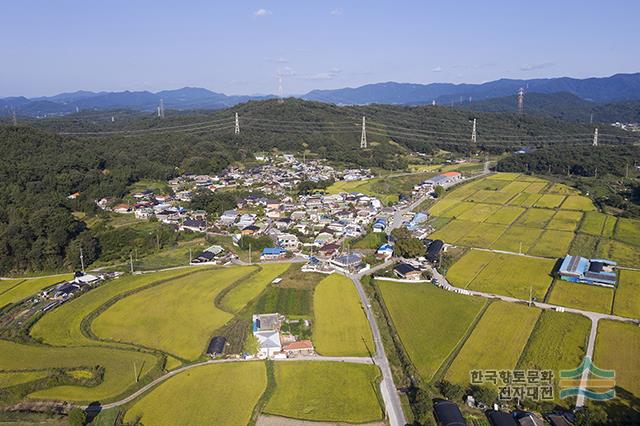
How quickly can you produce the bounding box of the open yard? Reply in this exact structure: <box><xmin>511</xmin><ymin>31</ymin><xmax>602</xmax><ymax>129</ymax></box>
<box><xmin>613</xmin><ymin>270</ymin><xmax>640</xmax><ymax>318</ymax></box>
<box><xmin>593</xmin><ymin>320</ymin><xmax>640</xmax><ymax>397</ymax></box>
<box><xmin>378</xmin><ymin>282</ymin><xmax>485</xmax><ymax>381</ymax></box>
<box><xmin>264</xmin><ymin>362</ymin><xmax>383</xmax><ymax>423</ymax></box>
<box><xmin>312</xmin><ymin>274</ymin><xmax>373</xmax><ymax>357</ymax></box>
<box><xmin>124</xmin><ymin>362</ymin><xmax>266</xmax><ymax>426</ymax></box>
<box><xmin>92</xmin><ymin>266</ymin><xmax>255</xmax><ymax>360</ymax></box>
<box><xmin>445</xmin><ymin>302</ymin><xmax>540</xmax><ymax>385</ymax></box>
<box><xmin>547</xmin><ymin>280</ymin><xmax>614</xmax><ymax>314</ymax></box>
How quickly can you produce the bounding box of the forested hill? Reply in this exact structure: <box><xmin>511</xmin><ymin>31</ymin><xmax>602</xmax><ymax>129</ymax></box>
<box><xmin>0</xmin><ymin>98</ymin><xmax>638</xmax><ymax>274</ymax></box>
<box><xmin>458</xmin><ymin>92</ymin><xmax>640</xmax><ymax>124</ymax></box>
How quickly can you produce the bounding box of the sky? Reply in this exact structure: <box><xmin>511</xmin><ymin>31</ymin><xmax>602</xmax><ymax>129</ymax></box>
<box><xmin>1</xmin><ymin>1</ymin><xmax>639</xmax><ymax>97</ymax></box>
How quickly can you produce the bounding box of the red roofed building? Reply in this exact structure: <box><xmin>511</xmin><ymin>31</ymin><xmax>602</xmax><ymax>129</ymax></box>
<box><xmin>282</xmin><ymin>340</ymin><xmax>315</xmax><ymax>356</ymax></box>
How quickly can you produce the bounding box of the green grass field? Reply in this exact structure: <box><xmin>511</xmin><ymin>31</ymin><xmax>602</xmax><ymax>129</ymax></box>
<box><xmin>92</xmin><ymin>267</ymin><xmax>255</xmax><ymax>360</ymax></box>
<box><xmin>124</xmin><ymin>362</ymin><xmax>266</xmax><ymax>426</ymax></box>
<box><xmin>255</xmin><ymin>287</ymin><xmax>313</xmax><ymax>317</ymax></box>
<box><xmin>491</xmin><ymin>226</ymin><xmax>543</xmax><ymax>254</ymax></box>
<box><xmin>569</xmin><ymin>233</ymin><xmax>600</xmax><ymax>258</ymax></box>
<box><xmin>593</xmin><ymin>320</ymin><xmax>640</xmax><ymax>396</ymax></box>
<box><xmin>221</xmin><ymin>263</ymin><xmax>291</xmax><ymax>313</ymax></box>
<box><xmin>378</xmin><ymin>282</ymin><xmax>485</xmax><ymax>381</ymax></box>
<box><xmin>0</xmin><ymin>274</ymin><xmax>73</xmax><ymax>309</ymax></box>
<box><xmin>0</xmin><ymin>371</ymin><xmax>48</xmax><ymax>388</ymax></box>
<box><xmin>0</xmin><ymin>340</ymin><xmax>157</xmax><ymax>402</ymax></box>
<box><xmin>528</xmin><ymin>230</ymin><xmax>575</xmax><ymax>258</ymax></box>
<box><xmin>517</xmin><ymin>310</ymin><xmax>590</xmax><ymax>403</ymax></box>
<box><xmin>547</xmin><ymin>210</ymin><xmax>583</xmax><ymax>231</ymax></box>
<box><xmin>352</xmin><ymin>232</ymin><xmax>388</xmax><ymax>249</ymax></box>
<box><xmin>428</xmin><ymin>199</ymin><xmax>460</xmax><ymax>216</ymax></box>
<box><xmin>615</xmin><ymin>218</ymin><xmax>640</xmax><ymax>247</ymax></box>
<box><xmin>312</xmin><ymin>274</ymin><xmax>373</xmax><ymax>357</ymax></box>
<box><xmin>264</xmin><ymin>362</ymin><xmax>383</xmax><ymax>423</ymax></box>
<box><xmin>613</xmin><ymin>270</ymin><xmax>640</xmax><ymax>318</ymax></box>
<box><xmin>31</xmin><ymin>268</ymin><xmax>209</xmax><ymax>347</ymax></box>
<box><xmin>579</xmin><ymin>212</ymin><xmax>607</xmax><ymax>235</ymax></box>
<box><xmin>445</xmin><ymin>302</ymin><xmax>540</xmax><ymax>385</ymax></box>
<box><xmin>547</xmin><ymin>280</ymin><xmax>614</xmax><ymax>314</ymax></box>
<box><xmin>597</xmin><ymin>239</ymin><xmax>640</xmax><ymax>267</ymax></box>
<box><xmin>451</xmin><ymin>251</ymin><xmax>555</xmax><ymax>300</ymax></box>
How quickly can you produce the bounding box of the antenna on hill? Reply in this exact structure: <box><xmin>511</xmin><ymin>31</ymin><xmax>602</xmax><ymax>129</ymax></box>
<box><xmin>360</xmin><ymin>116</ymin><xmax>367</xmax><ymax>149</ymax></box>
<box><xmin>278</xmin><ymin>76</ymin><xmax>284</xmax><ymax>104</ymax></box>
<box><xmin>471</xmin><ymin>118</ymin><xmax>477</xmax><ymax>144</ymax></box>
<box><xmin>235</xmin><ymin>112</ymin><xmax>240</xmax><ymax>135</ymax></box>
<box><xmin>157</xmin><ymin>99</ymin><xmax>165</xmax><ymax>118</ymax></box>
<box><xmin>517</xmin><ymin>88</ymin><xmax>525</xmax><ymax>114</ymax></box>
<box><xmin>593</xmin><ymin>128</ymin><xmax>599</xmax><ymax>147</ymax></box>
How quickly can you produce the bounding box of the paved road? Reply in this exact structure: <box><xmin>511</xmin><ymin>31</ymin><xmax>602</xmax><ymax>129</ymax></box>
<box><xmin>576</xmin><ymin>317</ymin><xmax>599</xmax><ymax>408</ymax></box>
<box><xmin>93</xmin><ymin>355</ymin><xmax>373</xmax><ymax>410</ymax></box>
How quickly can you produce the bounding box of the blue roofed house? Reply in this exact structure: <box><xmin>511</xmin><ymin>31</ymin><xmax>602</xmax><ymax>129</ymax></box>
<box><xmin>373</xmin><ymin>218</ymin><xmax>387</xmax><ymax>233</ymax></box>
<box><xmin>261</xmin><ymin>247</ymin><xmax>287</xmax><ymax>261</ymax></box>
<box><xmin>558</xmin><ymin>255</ymin><xmax>617</xmax><ymax>287</ymax></box>
<box><xmin>376</xmin><ymin>243</ymin><xmax>394</xmax><ymax>259</ymax></box>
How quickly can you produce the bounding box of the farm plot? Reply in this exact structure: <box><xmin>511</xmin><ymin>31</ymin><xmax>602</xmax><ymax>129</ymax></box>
<box><xmin>602</xmin><ymin>215</ymin><xmax>617</xmax><ymax>238</ymax></box>
<box><xmin>221</xmin><ymin>263</ymin><xmax>291</xmax><ymax>313</ymax></box>
<box><xmin>523</xmin><ymin>182</ymin><xmax>548</xmax><ymax>193</ymax></box>
<box><xmin>528</xmin><ymin>230</ymin><xmax>575</xmax><ymax>258</ymax></box>
<box><xmin>485</xmin><ymin>206</ymin><xmax>526</xmax><ymax>225</ymax></box>
<box><xmin>612</xmin><ymin>270</ymin><xmax>640</xmax><ymax>318</ymax></box>
<box><xmin>547</xmin><ymin>183</ymin><xmax>579</xmax><ymax>195</ymax></box>
<box><xmin>515</xmin><ymin>208</ymin><xmax>555</xmax><ymax>228</ymax></box>
<box><xmin>456</xmin><ymin>223</ymin><xmax>508</xmax><ymax>248</ymax></box>
<box><xmin>31</xmin><ymin>268</ymin><xmax>201</xmax><ymax>347</ymax></box>
<box><xmin>487</xmin><ymin>172</ymin><xmax>520</xmax><ymax>181</ymax></box>
<box><xmin>491</xmin><ymin>226</ymin><xmax>543</xmax><ymax>254</ymax></box>
<box><xmin>547</xmin><ymin>210</ymin><xmax>583</xmax><ymax>231</ymax></box>
<box><xmin>378</xmin><ymin>282</ymin><xmax>485</xmax><ymax>381</ymax></box>
<box><xmin>547</xmin><ymin>280</ymin><xmax>614</xmax><ymax>314</ymax></box>
<box><xmin>92</xmin><ymin>266</ymin><xmax>255</xmax><ymax>360</ymax></box>
<box><xmin>445</xmin><ymin>302</ymin><xmax>540</xmax><ymax>385</ymax></box>
<box><xmin>464</xmin><ymin>190</ymin><xmax>494</xmax><ymax>203</ymax></box>
<box><xmin>517</xmin><ymin>311</ymin><xmax>590</xmax><ymax>403</ymax></box>
<box><xmin>0</xmin><ymin>371</ymin><xmax>48</xmax><ymax>389</ymax></box>
<box><xmin>427</xmin><ymin>199</ymin><xmax>460</xmax><ymax>216</ymax></box>
<box><xmin>446</xmin><ymin>250</ymin><xmax>495</xmax><ymax>288</ymax></box>
<box><xmin>511</xmin><ymin>193</ymin><xmax>543</xmax><ymax>208</ymax></box>
<box><xmin>0</xmin><ymin>340</ymin><xmax>157</xmax><ymax>402</ymax></box>
<box><xmin>312</xmin><ymin>274</ymin><xmax>373</xmax><ymax>357</ymax></box>
<box><xmin>561</xmin><ymin>195</ymin><xmax>597</xmax><ymax>211</ymax></box>
<box><xmin>579</xmin><ymin>212</ymin><xmax>607</xmax><ymax>235</ymax></box>
<box><xmin>533</xmin><ymin>194</ymin><xmax>566</xmax><ymax>209</ymax></box>
<box><xmin>0</xmin><ymin>274</ymin><xmax>73</xmax><ymax>309</ymax></box>
<box><xmin>465</xmin><ymin>253</ymin><xmax>555</xmax><ymax>300</ymax></box>
<box><xmin>500</xmin><ymin>181</ymin><xmax>532</xmax><ymax>194</ymax></box>
<box><xmin>429</xmin><ymin>220</ymin><xmax>475</xmax><ymax>244</ymax></box>
<box><xmin>614</xmin><ymin>218</ymin><xmax>640</xmax><ymax>247</ymax></box>
<box><xmin>440</xmin><ymin>202</ymin><xmax>476</xmax><ymax>218</ymax></box>
<box><xmin>569</xmin><ymin>233</ymin><xmax>600</xmax><ymax>258</ymax></box>
<box><xmin>264</xmin><ymin>362</ymin><xmax>383</xmax><ymax>423</ymax></box>
<box><xmin>457</xmin><ymin>203</ymin><xmax>503</xmax><ymax>222</ymax></box>
<box><xmin>593</xmin><ymin>320</ymin><xmax>640</xmax><ymax>396</ymax></box>
<box><xmin>597</xmin><ymin>239</ymin><xmax>640</xmax><ymax>267</ymax></box>
<box><xmin>124</xmin><ymin>362</ymin><xmax>266</xmax><ymax>426</ymax></box>
<box><xmin>255</xmin><ymin>287</ymin><xmax>313</xmax><ymax>317</ymax></box>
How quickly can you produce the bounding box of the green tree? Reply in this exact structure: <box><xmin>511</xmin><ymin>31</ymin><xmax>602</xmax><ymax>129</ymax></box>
<box><xmin>67</xmin><ymin>408</ymin><xmax>86</xmax><ymax>426</ymax></box>
<box><xmin>395</xmin><ymin>237</ymin><xmax>425</xmax><ymax>258</ymax></box>
<box><xmin>574</xmin><ymin>406</ymin><xmax>608</xmax><ymax>426</ymax></box>
<box><xmin>437</xmin><ymin>380</ymin><xmax>465</xmax><ymax>401</ymax></box>
<box><xmin>433</xmin><ymin>185</ymin><xmax>445</xmax><ymax>198</ymax></box>
<box><xmin>467</xmin><ymin>384</ymin><xmax>498</xmax><ymax>405</ymax></box>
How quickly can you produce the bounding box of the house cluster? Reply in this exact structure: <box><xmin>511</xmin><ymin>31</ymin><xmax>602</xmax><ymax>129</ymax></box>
<box><xmin>250</xmin><ymin>313</ymin><xmax>314</xmax><ymax>359</ymax></box>
<box><xmin>40</xmin><ymin>271</ymin><xmax>117</xmax><ymax>313</ymax></box>
<box><xmin>412</xmin><ymin>171</ymin><xmax>465</xmax><ymax>196</ymax></box>
<box><xmin>190</xmin><ymin>245</ymin><xmax>230</xmax><ymax>265</ymax></box>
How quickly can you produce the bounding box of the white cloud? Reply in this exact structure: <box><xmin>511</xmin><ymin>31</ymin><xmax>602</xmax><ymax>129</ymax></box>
<box><xmin>432</xmin><ymin>66</ymin><xmax>443</xmax><ymax>72</ymax></box>
<box><xmin>520</xmin><ymin>62</ymin><xmax>555</xmax><ymax>71</ymax></box>
<box><xmin>254</xmin><ymin>9</ymin><xmax>271</xmax><ymax>17</ymax></box>
<box><xmin>298</xmin><ymin>68</ymin><xmax>342</xmax><ymax>80</ymax></box>
<box><xmin>277</xmin><ymin>66</ymin><xmax>296</xmax><ymax>77</ymax></box>
<box><xmin>330</xmin><ymin>8</ymin><xmax>343</xmax><ymax>16</ymax></box>
<box><xmin>265</xmin><ymin>57</ymin><xmax>289</xmax><ymax>64</ymax></box>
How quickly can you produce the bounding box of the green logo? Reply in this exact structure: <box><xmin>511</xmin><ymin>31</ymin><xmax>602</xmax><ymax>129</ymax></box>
<box><xmin>559</xmin><ymin>356</ymin><xmax>615</xmax><ymax>401</ymax></box>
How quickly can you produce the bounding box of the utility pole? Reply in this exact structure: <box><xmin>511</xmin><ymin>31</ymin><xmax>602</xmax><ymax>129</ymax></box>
<box><xmin>592</xmin><ymin>128</ymin><xmax>598</xmax><ymax>147</ymax></box>
<box><xmin>133</xmin><ymin>362</ymin><xmax>138</xmax><ymax>383</ymax></box>
<box><xmin>111</xmin><ymin>116</ymin><xmax>115</xmax><ymax>123</ymax></box>
<box><xmin>360</xmin><ymin>116</ymin><xmax>367</xmax><ymax>149</ymax></box>
<box><xmin>234</xmin><ymin>112</ymin><xmax>240</xmax><ymax>135</ymax></box>
<box><xmin>156</xmin><ymin>231</ymin><xmax>160</xmax><ymax>252</ymax></box>
<box><xmin>517</xmin><ymin>88</ymin><xmax>525</xmax><ymax>114</ymax></box>
<box><xmin>79</xmin><ymin>246</ymin><xmax>85</xmax><ymax>273</ymax></box>
<box><xmin>11</xmin><ymin>109</ymin><xmax>17</xmax><ymax>125</ymax></box>
<box><xmin>158</xmin><ymin>99</ymin><xmax>165</xmax><ymax>118</ymax></box>
<box><xmin>248</xmin><ymin>243</ymin><xmax>252</xmax><ymax>265</ymax></box>
<box><xmin>189</xmin><ymin>248</ymin><xmax>192</xmax><ymax>265</ymax></box>
<box><xmin>130</xmin><ymin>252</ymin><xmax>134</xmax><ymax>274</ymax></box>
<box><xmin>471</xmin><ymin>118</ymin><xmax>477</xmax><ymax>144</ymax></box>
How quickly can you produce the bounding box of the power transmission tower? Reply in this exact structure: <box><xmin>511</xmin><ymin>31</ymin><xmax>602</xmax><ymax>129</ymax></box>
<box><xmin>360</xmin><ymin>116</ymin><xmax>367</xmax><ymax>149</ymax></box>
<box><xmin>593</xmin><ymin>127</ymin><xmax>598</xmax><ymax>147</ymax></box>
<box><xmin>471</xmin><ymin>118</ymin><xmax>477</xmax><ymax>144</ymax></box>
<box><xmin>517</xmin><ymin>88</ymin><xmax>525</xmax><ymax>114</ymax></box>
<box><xmin>11</xmin><ymin>109</ymin><xmax>17</xmax><ymax>125</ymax></box>
<box><xmin>234</xmin><ymin>112</ymin><xmax>240</xmax><ymax>135</ymax></box>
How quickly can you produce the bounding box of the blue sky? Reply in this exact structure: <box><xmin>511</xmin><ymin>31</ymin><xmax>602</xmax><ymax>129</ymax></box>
<box><xmin>2</xmin><ymin>1</ymin><xmax>639</xmax><ymax>97</ymax></box>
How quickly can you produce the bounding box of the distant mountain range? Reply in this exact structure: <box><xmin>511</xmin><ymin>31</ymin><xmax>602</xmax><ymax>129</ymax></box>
<box><xmin>2</xmin><ymin>72</ymin><xmax>640</xmax><ymax>119</ymax></box>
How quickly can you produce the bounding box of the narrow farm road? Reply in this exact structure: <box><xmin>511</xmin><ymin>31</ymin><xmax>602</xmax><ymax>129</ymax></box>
<box><xmin>576</xmin><ymin>317</ymin><xmax>599</xmax><ymax>408</ymax></box>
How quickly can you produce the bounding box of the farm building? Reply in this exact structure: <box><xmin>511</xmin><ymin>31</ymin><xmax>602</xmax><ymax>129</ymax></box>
<box><xmin>486</xmin><ymin>410</ymin><xmax>518</xmax><ymax>426</ymax></box>
<box><xmin>207</xmin><ymin>336</ymin><xmax>226</xmax><ymax>356</ymax></box>
<box><xmin>426</xmin><ymin>172</ymin><xmax>463</xmax><ymax>187</ymax></box>
<box><xmin>433</xmin><ymin>400</ymin><xmax>467</xmax><ymax>426</ymax></box>
<box><xmin>426</xmin><ymin>239</ymin><xmax>444</xmax><ymax>263</ymax></box>
<box><xmin>394</xmin><ymin>263</ymin><xmax>422</xmax><ymax>280</ymax></box>
<box><xmin>282</xmin><ymin>340</ymin><xmax>315</xmax><ymax>356</ymax></box>
<box><xmin>191</xmin><ymin>245</ymin><xmax>225</xmax><ymax>264</ymax></box>
<box><xmin>252</xmin><ymin>313</ymin><xmax>284</xmax><ymax>358</ymax></box>
<box><xmin>261</xmin><ymin>247</ymin><xmax>287</xmax><ymax>261</ymax></box>
<box><xmin>331</xmin><ymin>253</ymin><xmax>365</xmax><ymax>273</ymax></box>
<box><xmin>557</xmin><ymin>255</ymin><xmax>617</xmax><ymax>287</ymax></box>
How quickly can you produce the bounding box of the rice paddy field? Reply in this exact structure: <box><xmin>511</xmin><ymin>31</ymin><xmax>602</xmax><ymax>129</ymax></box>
<box><xmin>92</xmin><ymin>267</ymin><xmax>255</xmax><ymax>360</ymax></box>
<box><xmin>593</xmin><ymin>320</ymin><xmax>640</xmax><ymax>397</ymax></box>
<box><xmin>124</xmin><ymin>362</ymin><xmax>267</xmax><ymax>426</ymax></box>
<box><xmin>312</xmin><ymin>274</ymin><xmax>373</xmax><ymax>357</ymax></box>
<box><xmin>377</xmin><ymin>281</ymin><xmax>485</xmax><ymax>381</ymax></box>
<box><xmin>612</xmin><ymin>270</ymin><xmax>640</xmax><ymax>318</ymax></box>
<box><xmin>427</xmin><ymin>173</ymin><xmax>640</xmax><ymax>267</ymax></box>
<box><xmin>445</xmin><ymin>301</ymin><xmax>540</xmax><ymax>385</ymax></box>
<box><xmin>264</xmin><ymin>362</ymin><xmax>384</xmax><ymax>423</ymax></box>
<box><xmin>220</xmin><ymin>263</ymin><xmax>291</xmax><ymax>313</ymax></box>
<box><xmin>547</xmin><ymin>280</ymin><xmax>614</xmax><ymax>314</ymax></box>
